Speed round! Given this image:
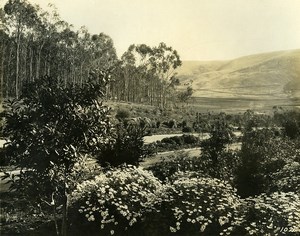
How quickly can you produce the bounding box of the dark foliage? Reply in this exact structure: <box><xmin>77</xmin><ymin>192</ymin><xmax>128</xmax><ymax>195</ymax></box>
<box><xmin>0</xmin><ymin>148</ymin><xmax>8</xmax><ymax>166</ymax></box>
<box><xmin>274</xmin><ymin>110</ymin><xmax>300</xmax><ymax>139</ymax></box>
<box><xmin>115</xmin><ymin>108</ymin><xmax>130</xmax><ymax>121</ymax></box>
<box><xmin>199</xmin><ymin>114</ymin><xmax>236</xmax><ymax>179</ymax></box>
<box><xmin>147</xmin><ymin>153</ymin><xmax>207</xmax><ymax>182</ymax></box>
<box><xmin>182</xmin><ymin>126</ymin><xmax>193</xmax><ymax>133</ymax></box>
<box><xmin>150</xmin><ymin>134</ymin><xmax>201</xmax><ymax>152</ymax></box>
<box><xmin>96</xmin><ymin>123</ymin><xmax>149</xmax><ymax>167</ymax></box>
<box><xmin>2</xmin><ymin>72</ymin><xmax>112</xmax><ymax>235</ymax></box>
<box><xmin>162</xmin><ymin>119</ymin><xmax>177</xmax><ymax>129</ymax></box>
<box><xmin>235</xmin><ymin>119</ymin><xmax>299</xmax><ymax>198</ymax></box>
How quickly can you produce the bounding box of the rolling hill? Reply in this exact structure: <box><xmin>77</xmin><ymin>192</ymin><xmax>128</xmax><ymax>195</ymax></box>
<box><xmin>176</xmin><ymin>49</ymin><xmax>300</xmax><ymax>112</ymax></box>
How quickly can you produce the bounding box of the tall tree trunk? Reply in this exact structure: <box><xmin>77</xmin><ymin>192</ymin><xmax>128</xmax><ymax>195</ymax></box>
<box><xmin>61</xmin><ymin>179</ymin><xmax>68</xmax><ymax>236</ymax></box>
<box><xmin>29</xmin><ymin>47</ymin><xmax>33</xmax><ymax>80</ymax></box>
<box><xmin>36</xmin><ymin>47</ymin><xmax>41</xmax><ymax>79</ymax></box>
<box><xmin>61</xmin><ymin>194</ymin><xmax>68</xmax><ymax>236</ymax></box>
<box><xmin>16</xmin><ymin>32</ymin><xmax>21</xmax><ymax>98</ymax></box>
<box><xmin>24</xmin><ymin>46</ymin><xmax>27</xmax><ymax>83</ymax></box>
<box><xmin>0</xmin><ymin>45</ymin><xmax>5</xmax><ymax>102</ymax></box>
<box><xmin>7</xmin><ymin>47</ymin><xmax>13</xmax><ymax>97</ymax></box>
<box><xmin>52</xmin><ymin>202</ymin><xmax>59</xmax><ymax>236</ymax></box>
<box><xmin>80</xmin><ymin>64</ymin><xmax>83</xmax><ymax>86</ymax></box>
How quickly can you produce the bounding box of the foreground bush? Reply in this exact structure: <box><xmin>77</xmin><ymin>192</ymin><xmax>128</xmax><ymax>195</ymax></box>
<box><xmin>271</xmin><ymin>161</ymin><xmax>300</xmax><ymax>194</ymax></box>
<box><xmin>231</xmin><ymin>192</ymin><xmax>300</xmax><ymax>235</ymax></box>
<box><xmin>70</xmin><ymin>167</ymin><xmax>241</xmax><ymax>235</ymax></box>
<box><xmin>236</xmin><ymin>128</ymin><xmax>299</xmax><ymax>197</ymax></box>
<box><xmin>70</xmin><ymin>165</ymin><xmax>164</xmax><ymax>235</ymax></box>
<box><xmin>2</xmin><ymin>73</ymin><xmax>112</xmax><ymax>236</ymax></box>
<box><xmin>69</xmin><ymin>165</ymin><xmax>300</xmax><ymax>236</ymax></box>
<box><xmin>161</xmin><ymin>173</ymin><xmax>241</xmax><ymax>235</ymax></box>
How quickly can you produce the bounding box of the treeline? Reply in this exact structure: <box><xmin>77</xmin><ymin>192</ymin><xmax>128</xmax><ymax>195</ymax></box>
<box><xmin>0</xmin><ymin>0</ymin><xmax>183</xmax><ymax>107</ymax></box>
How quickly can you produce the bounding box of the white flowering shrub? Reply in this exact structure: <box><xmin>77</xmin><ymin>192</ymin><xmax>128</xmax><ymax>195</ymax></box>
<box><xmin>69</xmin><ymin>164</ymin><xmax>300</xmax><ymax>235</ymax></box>
<box><xmin>231</xmin><ymin>192</ymin><xmax>300</xmax><ymax>235</ymax></box>
<box><xmin>70</xmin><ymin>165</ymin><xmax>164</xmax><ymax>235</ymax></box>
<box><xmin>271</xmin><ymin>161</ymin><xmax>300</xmax><ymax>194</ymax></box>
<box><xmin>162</xmin><ymin>173</ymin><xmax>241</xmax><ymax>235</ymax></box>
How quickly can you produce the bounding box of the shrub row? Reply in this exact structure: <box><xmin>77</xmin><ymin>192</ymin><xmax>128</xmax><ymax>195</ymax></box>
<box><xmin>148</xmin><ymin>134</ymin><xmax>201</xmax><ymax>152</ymax></box>
<box><xmin>69</xmin><ymin>165</ymin><xmax>300</xmax><ymax>236</ymax></box>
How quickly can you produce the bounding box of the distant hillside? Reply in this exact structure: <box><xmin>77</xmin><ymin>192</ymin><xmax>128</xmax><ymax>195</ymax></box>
<box><xmin>176</xmin><ymin>49</ymin><xmax>300</xmax><ymax>111</ymax></box>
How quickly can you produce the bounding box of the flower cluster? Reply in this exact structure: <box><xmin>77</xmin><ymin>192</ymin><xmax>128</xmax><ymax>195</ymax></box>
<box><xmin>271</xmin><ymin>161</ymin><xmax>300</xmax><ymax>194</ymax></box>
<box><xmin>164</xmin><ymin>172</ymin><xmax>241</xmax><ymax>234</ymax></box>
<box><xmin>232</xmin><ymin>192</ymin><xmax>300</xmax><ymax>235</ymax></box>
<box><xmin>71</xmin><ymin>165</ymin><xmax>164</xmax><ymax>234</ymax></box>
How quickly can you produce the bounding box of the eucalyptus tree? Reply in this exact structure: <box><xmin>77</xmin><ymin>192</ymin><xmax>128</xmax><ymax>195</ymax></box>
<box><xmin>88</xmin><ymin>33</ymin><xmax>118</xmax><ymax>99</ymax></box>
<box><xmin>178</xmin><ymin>86</ymin><xmax>193</xmax><ymax>105</ymax></box>
<box><xmin>0</xmin><ymin>9</ymin><xmax>9</xmax><ymax>101</ymax></box>
<box><xmin>32</xmin><ymin>5</ymin><xmax>55</xmax><ymax>79</ymax></box>
<box><xmin>149</xmin><ymin>42</ymin><xmax>182</xmax><ymax>107</ymax></box>
<box><xmin>119</xmin><ymin>44</ymin><xmax>150</xmax><ymax>102</ymax></box>
<box><xmin>75</xmin><ymin>27</ymin><xmax>91</xmax><ymax>85</ymax></box>
<box><xmin>4</xmin><ymin>0</ymin><xmax>39</xmax><ymax>97</ymax></box>
<box><xmin>90</xmin><ymin>33</ymin><xmax>117</xmax><ymax>70</ymax></box>
<box><xmin>118</xmin><ymin>42</ymin><xmax>181</xmax><ymax>106</ymax></box>
<box><xmin>1</xmin><ymin>0</ymin><xmax>119</xmax><ymax>97</ymax></box>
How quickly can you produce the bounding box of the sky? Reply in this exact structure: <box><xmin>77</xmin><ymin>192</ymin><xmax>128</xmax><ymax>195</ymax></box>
<box><xmin>3</xmin><ymin>0</ymin><xmax>300</xmax><ymax>61</ymax></box>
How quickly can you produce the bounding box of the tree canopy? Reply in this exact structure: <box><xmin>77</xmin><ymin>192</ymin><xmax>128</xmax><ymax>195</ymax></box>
<box><xmin>1</xmin><ymin>0</ymin><xmax>183</xmax><ymax>108</ymax></box>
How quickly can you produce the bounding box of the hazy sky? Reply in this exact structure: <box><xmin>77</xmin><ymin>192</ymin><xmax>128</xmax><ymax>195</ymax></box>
<box><xmin>4</xmin><ymin>0</ymin><xmax>300</xmax><ymax>60</ymax></box>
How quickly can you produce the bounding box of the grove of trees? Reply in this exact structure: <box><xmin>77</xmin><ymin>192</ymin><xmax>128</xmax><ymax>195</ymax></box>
<box><xmin>0</xmin><ymin>0</ymin><xmax>182</xmax><ymax>107</ymax></box>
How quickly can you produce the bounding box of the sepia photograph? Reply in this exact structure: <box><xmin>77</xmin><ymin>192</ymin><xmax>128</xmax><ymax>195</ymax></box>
<box><xmin>0</xmin><ymin>0</ymin><xmax>300</xmax><ymax>235</ymax></box>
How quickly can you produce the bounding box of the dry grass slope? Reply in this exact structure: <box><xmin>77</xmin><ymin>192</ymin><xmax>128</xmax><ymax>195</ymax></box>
<box><xmin>176</xmin><ymin>49</ymin><xmax>300</xmax><ymax>111</ymax></box>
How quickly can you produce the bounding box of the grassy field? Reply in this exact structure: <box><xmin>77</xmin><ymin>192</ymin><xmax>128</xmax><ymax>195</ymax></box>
<box><xmin>190</xmin><ymin>96</ymin><xmax>300</xmax><ymax>113</ymax></box>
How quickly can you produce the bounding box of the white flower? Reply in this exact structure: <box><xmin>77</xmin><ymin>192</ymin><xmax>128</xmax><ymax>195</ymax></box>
<box><xmin>200</xmin><ymin>224</ymin><xmax>207</xmax><ymax>232</ymax></box>
<box><xmin>218</xmin><ymin>216</ymin><xmax>228</xmax><ymax>226</ymax></box>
